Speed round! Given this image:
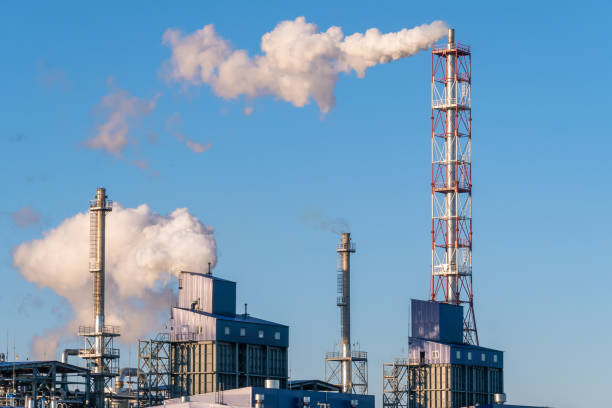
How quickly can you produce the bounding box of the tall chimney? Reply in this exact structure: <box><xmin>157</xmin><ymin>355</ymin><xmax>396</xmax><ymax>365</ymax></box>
<box><xmin>90</xmin><ymin>188</ymin><xmax>111</xmax><ymax>336</ymax></box>
<box><xmin>89</xmin><ymin>187</ymin><xmax>112</xmax><ymax>408</ymax></box>
<box><xmin>430</xmin><ymin>28</ymin><xmax>479</xmax><ymax>344</ymax></box>
<box><xmin>337</xmin><ymin>232</ymin><xmax>355</xmax><ymax>393</ymax></box>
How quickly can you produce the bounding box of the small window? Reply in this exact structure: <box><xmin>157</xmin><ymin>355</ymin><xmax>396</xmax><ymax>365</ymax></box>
<box><xmin>197</xmin><ymin>326</ymin><xmax>203</xmax><ymax>334</ymax></box>
<box><xmin>493</xmin><ymin>354</ymin><xmax>498</xmax><ymax>363</ymax></box>
<box><xmin>258</xmin><ymin>330</ymin><xmax>264</xmax><ymax>339</ymax></box>
<box><xmin>456</xmin><ymin>350</ymin><xmax>461</xmax><ymax>359</ymax></box>
<box><xmin>431</xmin><ymin>350</ymin><xmax>439</xmax><ymax>359</ymax></box>
<box><xmin>481</xmin><ymin>353</ymin><xmax>486</xmax><ymax>362</ymax></box>
<box><xmin>224</xmin><ymin>326</ymin><xmax>230</xmax><ymax>335</ymax></box>
<box><xmin>467</xmin><ymin>352</ymin><xmax>472</xmax><ymax>361</ymax></box>
<box><xmin>274</xmin><ymin>331</ymin><xmax>281</xmax><ymax>340</ymax></box>
<box><xmin>240</xmin><ymin>328</ymin><xmax>246</xmax><ymax>337</ymax></box>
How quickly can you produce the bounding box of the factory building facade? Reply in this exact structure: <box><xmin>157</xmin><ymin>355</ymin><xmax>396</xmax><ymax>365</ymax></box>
<box><xmin>169</xmin><ymin>271</ymin><xmax>289</xmax><ymax>396</ymax></box>
<box><xmin>407</xmin><ymin>300</ymin><xmax>503</xmax><ymax>408</ymax></box>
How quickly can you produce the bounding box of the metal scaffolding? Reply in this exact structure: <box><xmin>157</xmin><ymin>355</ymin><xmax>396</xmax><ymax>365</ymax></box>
<box><xmin>382</xmin><ymin>360</ymin><xmax>409</xmax><ymax>408</ymax></box>
<box><xmin>325</xmin><ymin>350</ymin><xmax>368</xmax><ymax>395</ymax></box>
<box><xmin>137</xmin><ymin>334</ymin><xmax>171</xmax><ymax>407</ymax></box>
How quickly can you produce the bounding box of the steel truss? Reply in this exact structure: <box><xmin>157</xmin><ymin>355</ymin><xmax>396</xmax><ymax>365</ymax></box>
<box><xmin>430</xmin><ymin>35</ymin><xmax>478</xmax><ymax>345</ymax></box>
<box><xmin>78</xmin><ymin>325</ymin><xmax>120</xmax><ymax>407</ymax></box>
<box><xmin>325</xmin><ymin>351</ymin><xmax>368</xmax><ymax>394</ymax></box>
<box><xmin>382</xmin><ymin>360</ymin><xmax>409</xmax><ymax>408</ymax></box>
<box><xmin>137</xmin><ymin>333</ymin><xmax>171</xmax><ymax>407</ymax></box>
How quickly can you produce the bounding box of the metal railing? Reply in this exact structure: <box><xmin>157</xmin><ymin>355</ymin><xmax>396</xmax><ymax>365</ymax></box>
<box><xmin>79</xmin><ymin>347</ymin><xmax>121</xmax><ymax>359</ymax></box>
<box><xmin>432</xmin><ymin>97</ymin><xmax>471</xmax><ymax>109</ymax></box>
<box><xmin>432</xmin><ymin>42</ymin><xmax>471</xmax><ymax>53</ymax></box>
<box><xmin>172</xmin><ymin>332</ymin><xmax>196</xmax><ymax>342</ymax></box>
<box><xmin>336</xmin><ymin>242</ymin><xmax>356</xmax><ymax>251</ymax></box>
<box><xmin>89</xmin><ymin>199</ymin><xmax>113</xmax><ymax>209</ymax></box>
<box><xmin>325</xmin><ymin>351</ymin><xmax>368</xmax><ymax>360</ymax></box>
<box><xmin>78</xmin><ymin>325</ymin><xmax>121</xmax><ymax>336</ymax></box>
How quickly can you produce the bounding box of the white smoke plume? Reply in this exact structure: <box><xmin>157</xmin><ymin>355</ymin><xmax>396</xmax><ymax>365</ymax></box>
<box><xmin>85</xmin><ymin>89</ymin><xmax>160</xmax><ymax>156</ymax></box>
<box><xmin>10</xmin><ymin>206</ymin><xmax>41</xmax><ymax>228</ymax></box>
<box><xmin>13</xmin><ymin>203</ymin><xmax>217</xmax><ymax>358</ymax></box>
<box><xmin>162</xmin><ymin>17</ymin><xmax>448</xmax><ymax>113</ymax></box>
<box><xmin>300</xmin><ymin>208</ymin><xmax>349</xmax><ymax>235</ymax></box>
<box><xmin>166</xmin><ymin>113</ymin><xmax>212</xmax><ymax>154</ymax></box>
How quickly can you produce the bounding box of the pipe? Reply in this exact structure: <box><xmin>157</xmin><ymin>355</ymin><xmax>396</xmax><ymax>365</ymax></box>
<box><xmin>61</xmin><ymin>349</ymin><xmax>79</xmax><ymax>364</ymax></box>
<box><xmin>445</xmin><ymin>29</ymin><xmax>458</xmax><ymax>303</ymax></box>
<box><xmin>115</xmin><ymin>368</ymin><xmax>140</xmax><ymax>390</ymax></box>
<box><xmin>337</xmin><ymin>232</ymin><xmax>355</xmax><ymax>393</ymax></box>
<box><xmin>61</xmin><ymin>349</ymin><xmax>79</xmax><ymax>391</ymax></box>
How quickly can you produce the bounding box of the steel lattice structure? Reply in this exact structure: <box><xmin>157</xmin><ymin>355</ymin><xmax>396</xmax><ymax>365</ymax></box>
<box><xmin>325</xmin><ymin>350</ymin><xmax>368</xmax><ymax>395</ymax></box>
<box><xmin>382</xmin><ymin>360</ymin><xmax>409</xmax><ymax>408</ymax></box>
<box><xmin>430</xmin><ymin>30</ymin><xmax>478</xmax><ymax>345</ymax></box>
<box><xmin>137</xmin><ymin>333</ymin><xmax>171</xmax><ymax>407</ymax></box>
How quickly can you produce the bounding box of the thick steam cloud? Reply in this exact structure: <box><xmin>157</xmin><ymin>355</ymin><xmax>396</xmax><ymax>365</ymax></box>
<box><xmin>163</xmin><ymin>17</ymin><xmax>448</xmax><ymax>112</ymax></box>
<box><xmin>13</xmin><ymin>204</ymin><xmax>216</xmax><ymax>358</ymax></box>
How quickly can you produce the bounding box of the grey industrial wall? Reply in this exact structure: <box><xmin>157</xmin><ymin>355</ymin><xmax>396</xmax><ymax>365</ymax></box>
<box><xmin>171</xmin><ymin>340</ymin><xmax>288</xmax><ymax>396</ymax></box>
<box><xmin>409</xmin><ymin>364</ymin><xmax>503</xmax><ymax>408</ymax></box>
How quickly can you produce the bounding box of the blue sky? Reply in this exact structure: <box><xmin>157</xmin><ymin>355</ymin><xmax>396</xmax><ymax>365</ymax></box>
<box><xmin>1</xmin><ymin>1</ymin><xmax>610</xmax><ymax>407</ymax></box>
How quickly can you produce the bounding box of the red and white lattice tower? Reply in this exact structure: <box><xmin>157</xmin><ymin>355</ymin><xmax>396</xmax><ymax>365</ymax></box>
<box><xmin>430</xmin><ymin>28</ymin><xmax>479</xmax><ymax>345</ymax></box>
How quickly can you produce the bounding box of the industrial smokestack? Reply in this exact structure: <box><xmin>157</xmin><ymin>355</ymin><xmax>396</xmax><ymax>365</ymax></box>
<box><xmin>430</xmin><ymin>28</ymin><xmax>479</xmax><ymax>344</ymax></box>
<box><xmin>90</xmin><ymin>188</ymin><xmax>112</xmax><ymax>337</ymax></box>
<box><xmin>88</xmin><ymin>187</ymin><xmax>113</xmax><ymax>408</ymax></box>
<box><xmin>337</xmin><ymin>232</ymin><xmax>355</xmax><ymax>393</ymax></box>
<box><xmin>445</xmin><ymin>28</ymin><xmax>458</xmax><ymax>303</ymax></box>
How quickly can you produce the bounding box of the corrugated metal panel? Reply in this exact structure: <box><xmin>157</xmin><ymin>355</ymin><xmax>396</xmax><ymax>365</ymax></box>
<box><xmin>172</xmin><ymin>308</ymin><xmax>217</xmax><ymax>341</ymax></box>
<box><xmin>411</xmin><ymin>299</ymin><xmax>463</xmax><ymax>343</ymax></box>
<box><xmin>178</xmin><ymin>272</ymin><xmax>214</xmax><ymax>312</ymax></box>
<box><xmin>212</xmin><ymin>279</ymin><xmax>236</xmax><ymax>316</ymax></box>
<box><xmin>178</xmin><ymin>271</ymin><xmax>237</xmax><ymax>316</ymax></box>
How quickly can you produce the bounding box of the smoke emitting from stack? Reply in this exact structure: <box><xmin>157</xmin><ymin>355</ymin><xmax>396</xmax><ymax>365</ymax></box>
<box><xmin>13</xmin><ymin>196</ymin><xmax>217</xmax><ymax>358</ymax></box>
<box><xmin>163</xmin><ymin>17</ymin><xmax>448</xmax><ymax>112</ymax></box>
<box><xmin>430</xmin><ymin>28</ymin><xmax>478</xmax><ymax>345</ymax></box>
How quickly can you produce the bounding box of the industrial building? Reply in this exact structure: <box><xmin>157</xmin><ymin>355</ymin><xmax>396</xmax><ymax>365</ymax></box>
<box><xmin>136</xmin><ymin>270</ymin><xmax>290</xmax><ymax>405</ymax></box>
<box><xmin>168</xmin><ymin>269</ymin><xmax>289</xmax><ymax>394</ymax></box>
<box><xmin>383</xmin><ymin>301</ymin><xmax>505</xmax><ymax>408</ymax></box>
<box><xmin>152</xmin><ymin>384</ymin><xmax>374</xmax><ymax>408</ymax></box>
<box><xmin>407</xmin><ymin>300</ymin><xmax>503</xmax><ymax>407</ymax></box>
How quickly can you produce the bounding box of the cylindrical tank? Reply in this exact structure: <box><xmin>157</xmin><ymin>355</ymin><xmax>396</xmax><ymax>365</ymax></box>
<box><xmin>264</xmin><ymin>379</ymin><xmax>279</xmax><ymax>389</ymax></box>
<box><xmin>494</xmin><ymin>393</ymin><xmax>507</xmax><ymax>404</ymax></box>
